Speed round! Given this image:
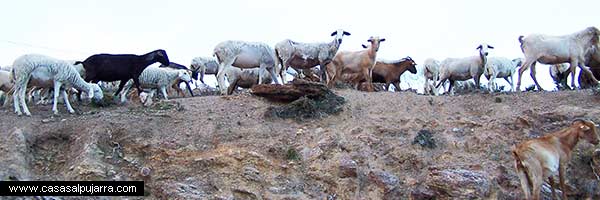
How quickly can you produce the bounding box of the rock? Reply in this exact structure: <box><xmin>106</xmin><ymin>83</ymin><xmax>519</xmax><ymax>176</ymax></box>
<box><xmin>251</xmin><ymin>79</ymin><xmax>333</xmax><ymax>102</ymax></box>
<box><xmin>338</xmin><ymin>156</ymin><xmax>358</xmax><ymax>178</ymax></box>
<box><xmin>412</xmin><ymin>130</ymin><xmax>437</xmax><ymax>149</ymax></box>
<box><xmin>0</xmin><ymin>128</ymin><xmax>33</xmax><ymax>181</ymax></box>
<box><xmin>410</xmin><ymin>185</ymin><xmax>436</xmax><ymax>200</ymax></box>
<box><xmin>368</xmin><ymin>170</ymin><xmax>399</xmax><ymax>192</ymax></box>
<box><xmin>243</xmin><ymin>166</ymin><xmax>262</xmax><ymax>182</ymax></box>
<box><xmin>426</xmin><ymin>168</ymin><xmax>491</xmax><ymax>199</ymax></box>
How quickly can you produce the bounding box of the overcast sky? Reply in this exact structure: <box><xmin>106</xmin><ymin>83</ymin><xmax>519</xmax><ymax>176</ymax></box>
<box><xmin>1</xmin><ymin>0</ymin><xmax>598</xmax><ymax>90</ymax></box>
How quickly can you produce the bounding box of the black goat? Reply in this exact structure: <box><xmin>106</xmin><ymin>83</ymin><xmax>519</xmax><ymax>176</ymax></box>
<box><xmin>75</xmin><ymin>49</ymin><xmax>169</xmax><ymax>97</ymax></box>
<box><xmin>159</xmin><ymin>62</ymin><xmax>194</xmax><ymax>97</ymax></box>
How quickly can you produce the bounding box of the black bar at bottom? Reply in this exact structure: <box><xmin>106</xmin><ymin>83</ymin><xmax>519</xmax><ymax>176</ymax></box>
<box><xmin>0</xmin><ymin>181</ymin><xmax>144</xmax><ymax>196</ymax></box>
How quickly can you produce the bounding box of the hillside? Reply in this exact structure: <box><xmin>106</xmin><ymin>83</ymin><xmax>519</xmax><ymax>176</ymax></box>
<box><xmin>1</xmin><ymin>89</ymin><xmax>600</xmax><ymax>199</ymax></box>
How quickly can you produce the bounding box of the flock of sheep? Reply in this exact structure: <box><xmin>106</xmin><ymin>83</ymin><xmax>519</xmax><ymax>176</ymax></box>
<box><xmin>0</xmin><ymin>26</ymin><xmax>599</xmax><ymax>199</ymax></box>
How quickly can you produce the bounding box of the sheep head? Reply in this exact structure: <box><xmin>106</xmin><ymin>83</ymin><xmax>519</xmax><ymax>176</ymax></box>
<box><xmin>331</xmin><ymin>29</ymin><xmax>351</xmax><ymax>44</ymax></box>
<box><xmin>152</xmin><ymin>49</ymin><xmax>170</xmax><ymax>66</ymax></box>
<box><xmin>179</xmin><ymin>70</ymin><xmax>192</xmax><ymax>83</ymax></box>
<box><xmin>572</xmin><ymin>119</ymin><xmax>600</xmax><ymax>145</ymax></box>
<box><xmin>367</xmin><ymin>36</ymin><xmax>386</xmax><ymax>52</ymax></box>
<box><xmin>404</xmin><ymin>56</ymin><xmax>418</xmax><ymax>74</ymax></box>
<box><xmin>89</xmin><ymin>83</ymin><xmax>104</xmax><ymax>102</ymax></box>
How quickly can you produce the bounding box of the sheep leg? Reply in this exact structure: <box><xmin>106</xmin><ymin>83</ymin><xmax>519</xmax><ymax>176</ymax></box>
<box><xmin>515</xmin><ymin>167</ymin><xmax>532</xmax><ymax>200</ymax></box>
<box><xmin>266</xmin><ymin>64</ymin><xmax>280</xmax><ymax>84</ymax></box>
<box><xmin>548</xmin><ymin>176</ymin><xmax>558</xmax><ymax>200</ymax></box>
<box><xmin>61</xmin><ymin>89</ymin><xmax>75</xmax><ymax>114</ymax></box>
<box><xmin>393</xmin><ymin>82</ymin><xmax>401</xmax><ymax>92</ymax></box>
<box><xmin>13</xmin><ymin>86</ymin><xmax>22</xmax><ymax>116</ymax></box>
<box><xmin>120</xmin><ymin>83</ymin><xmax>130</xmax><ymax>104</ymax></box>
<box><xmin>504</xmin><ymin>76</ymin><xmax>514</xmax><ymax>92</ymax></box>
<box><xmin>526</xmin><ymin>62</ymin><xmax>543</xmax><ymax>91</ymax></box>
<box><xmin>114</xmin><ymin>80</ymin><xmax>128</xmax><ymax>98</ymax></box>
<box><xmin>160</xmin><ymin>86</ymin><xmax>168</xmax><ymax>100</ymax></box>
<box><xmin>319</xmin><ymin>61</ymin><xmax>328</xmax><ymax>83</ymax></box>
<box><xmin>558</xmin><ymin>163</ymin><xmax>568</xmax><ymax>200</ymax></box>
<box><xmin>216</xmin><ymin>60</ymin><xmax>234</xmax><ymax>94</ymax></box>
<box><xmin>448</xmin><ymin>80</ymin><xmax>455</xmax><ymax>96</ymax></box>
<box><xmin>184</xmin><ymin>81</ymin><xmax>194</xmax><ymax>97</ymax></box>
<box><xmin>52</xmin><ymin>81</ymin><xmax>62</xmax><ymax>115</ymax></box>
<box><xmin>517</xmin><ymin>59</ymin><xmax>534</xmax><ymax>91</ymax></box>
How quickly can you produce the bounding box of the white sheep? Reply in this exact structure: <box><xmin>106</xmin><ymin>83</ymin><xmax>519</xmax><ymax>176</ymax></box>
<box><xmin>483</xmin><ymin>57</ymin><xmax>523</xmax><ymax>92</ymax></box>
<box><xmin>275</xmin><ymin>29</ymin><xmax>351</xmax><ymax>83</ymax></box>
<box><xmin>517</xmin><ymin>27</ymin><xmax>600</xmax><ymax>91</ymax></box>
<box><xmin>120</xmin><ymin>66</ymin><xmax>191</xmax><ymax>104</ymax></box>
<box><xmin>190</xmin><ymin>56</ymin><xmax>219</xmax><ymax>86</ymax></box>
<box><xmin>548</xmin><ymin>63</ymin><xmax>571</xmax><ymax>90</ymax></box>
<box><xmin>11</xmin><ymin>54</ymin><xmax>103</xmax><ymax>116</ymax></box>
<box><xmin>423</xmin><ymin>58</ymin><xmax>441</xmax><ymax>95</ymax></box>
<box><xmin>223</xmin><ymin>66</ymin><xmax>272</xmax><ymax>95</ymax></box>
<box><xmin>213</xmin><ymin>40</ymin><xmax>281</xmax><ymax>94</ymax></box>
<box><xmin>436</xmin><ymin>44</ymin><xmax>494</xmax><ymax>95</ymax></box>
<box><xmin>0</xmin><ymin>70</ymin><xmax>13</xmax><ymax>107</ymax></box>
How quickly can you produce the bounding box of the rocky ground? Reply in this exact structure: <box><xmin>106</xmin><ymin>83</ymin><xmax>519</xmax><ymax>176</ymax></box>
<box><xmin>2</xmin><ymin>87</ymin><xmax>600</xmax><ymax>200</ymax></box>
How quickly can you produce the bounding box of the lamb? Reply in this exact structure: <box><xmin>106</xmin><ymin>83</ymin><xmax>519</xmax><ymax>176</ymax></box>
<box><xmin>75</xmin><ymin>49</ymin><xmax>169</xmax><ymax>97</ymax></box>
<box><xmin>119</xmin><ymin>66</ymin><xmax>191</xmax><ymax>104</ymax></box>
<box><xmin>548</xmin><ymin>63</ymin><xmax>571</xmax><ymax>90</ymax></box>
<box><xmin>435</xmin><ymin>44</ymin><xmax>494</xmax><ymax>95</ymax></box>
<box><xmin>11</xmin><ymin>54</ymin><xmax>103</xmax><ymax>116</ymax></box>
<box><xmin>325</xmin><ymin>36</ymin><xmax>386</xmax><ymax>92</ymax></box>
<box><xmin>512</xmin><ymin>119</ymin><xmax>599</xmax><ymax>200</ymax></box>
<box><xmin>516</xmin><ymin>27</ymin><xmax>600</xmax><ymax>91</ymax></box>
<box><xmin>224</xmin><ymin>67</ymin><xmax>272</xmax><ymax>95</ymax></box>
<box><xmin>190</xmin><ymin>56</ymin><xmax>219</xmax><ymax>85</ymax></box>
<box><xmin>0</xmin><ymin>70</ymin><xmax>13</xmax><ymax>106</ymax></box>
<box><xmin>159</xmin><ymin>62</ymin><xmax>194</xmax><ymax>97</ymax></box>
<box><xmin>423</xmin><ymin>58</ymin><xmax>441</xmax><ymax>95</ymax></box>
<box><xmin>213</xmin><ymin>41</ymin><xmax>281</xmax><ymax>94</ymax></box>
<box><xmin>483</xmin><ymin>57</ymin><xmax>523</xmax><ymax>92</ymax></box>
<box><xmin>275</xmin><ymin>29</ymin><xmax>351</xmax><ymax>82</ymax></box>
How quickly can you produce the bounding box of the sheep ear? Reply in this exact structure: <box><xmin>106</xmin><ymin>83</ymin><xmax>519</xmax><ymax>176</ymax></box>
<box><xmin>380</xmin><ymin>38</ymin><xmax>386</xmax><ymax>42</ymax></box>
<box><xmin>362</xmin><ymin>44</ymin><xmax>368</xmax><ymax>49</ymax></box>
<box><xmin>476</xmin><ymin>45</ymin><xmax>482</xmax><ymax>50</ymax></box>
<box><xmin>343</xmin><ymin>31</ymin><xmax>351</xmax><ymax>36</ymax></box>
<box><xmin>487</xmin><ymin>45</ymin><xmax>495</xmax><ymax>49</ymax></box>
<box><xmin>331</xmin><ymin>31</ymin><xmax>338</xmax><ymax>36</ymax></box>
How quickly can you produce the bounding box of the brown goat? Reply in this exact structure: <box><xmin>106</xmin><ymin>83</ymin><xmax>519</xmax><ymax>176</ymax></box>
<box><xmin>348</xmin><ymin>54</ymin><xmax>417</xmax><ymax>92</ymax></box>
<box><xmin>512</xmin><ymin>119</ymin><xmax>600</xmax><ymax>200</ymax></box>
<box><xmin>326</xmin><ymin>36</ymin><xmax>386</xmax><ymax>91</ymax></box>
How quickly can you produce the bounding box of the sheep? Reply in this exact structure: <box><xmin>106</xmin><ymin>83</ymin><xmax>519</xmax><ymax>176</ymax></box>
<box><xmin>435</xmin><ymin>43</ymin><xmax>494</xmax><ymax>95</ymax></box>
<box><xmin>483</xmin><ymin>57</ymin><xmax>523</xmax><ymax>92</ymax></box>
<box><xmin>119</xmin><ymin>66</ymin><xmax>191</xmax><ymax>104</ymax></box>
<box><xmin>75</xmin><ymin>49</ymin><xmax>169</xmax><ymax>97</ymax></box>
<box><xmin>512</xmin><ymin>119</ymin><xmax>599</xmax><ymax>200</ymax></box>
<box><xmin>275</xmin><ymin>29</ymin><xmax>351</xmax><ymax>83</ymax></box>
<box><xmin>11</xmin><ymin>54</ymin><xmax>103</xmax><ymax>116</ymax></box>
<box><xmin>350</xmin><ymin>53</ymin><xmax>417</xmax><ymax>92</ymax></box>
<box><xmin>370</xmin><ymin>57</ymin><xmax>417</xmax><ymax>91</ymax></box>
<box><xmin>423</xmin><ymin>58</ymin><xmax>441</xmax><ymax>95</ymax></box>
<box><xmin>213</xmin><ymin>41</ymin><xmax>281</xmax><ymax>94</ymax></box>
<box><xmin>159</xmin><ymin>62</ymin><xmax>194</xmax><ymax>97</ymax></box>
<box><xmin>579</xmin><ymin>46</ymin><xmax>600</xmax><ymax>89</ymax></box>
<box><xmin>548</xmin><ymin>63</ymin><xmax>571</xmax><ymax>90</ymax></box>
<box><xmin>190</xmin><ymin>56</ymin><xmax>219</xmax><ymax>85</ymax></box>
<box><xmin>325</xmin><ymin>36</ymin><xmax>386</xmax><ymax>92</ymax></box>
<box><xmin>224</xmin><ymin>67</ymin><xmax>272</xmax><ymax>95</ymax></box>
<box><xmin>516</xmin><ymin>27</ymin><xmax>600</xmax><ymax>91</ymax></box>
<box><xmin>0</xmin><ymin>70</ymin><xmax>13</xmax><ymax>106</ymax></box>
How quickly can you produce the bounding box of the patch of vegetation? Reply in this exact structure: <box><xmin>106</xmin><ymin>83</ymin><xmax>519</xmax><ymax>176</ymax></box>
<box><xmin>265</xmin><ymin>91</ymin><xmax>346</xmax><ymax>121</ymax></box>
<box><xmin>152</xmin><ymin>101</ymin><xmax>184</xmax><ymax>111</ymax></box>
<box><xmin>412</xmin><ymin>129</ymin><xmax>437</xmax><ymax>149</ymax></box>
<box><xmin>286</xmin><ymin>147</ymin><xmax>301</xmax><ymax>161</ymax></box>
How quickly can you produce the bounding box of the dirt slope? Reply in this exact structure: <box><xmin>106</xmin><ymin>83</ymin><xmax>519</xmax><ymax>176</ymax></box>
<box><xmin>1</xmin><ymin>89</ymin><xmax>600</xmax><ymax>199</ymax></box>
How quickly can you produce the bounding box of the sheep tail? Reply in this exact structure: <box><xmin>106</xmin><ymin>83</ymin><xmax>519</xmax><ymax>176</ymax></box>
<box><xmin>73</xmin><ymin>61</ymin><xmax>83</xmax><ymax>65</ymax></box>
